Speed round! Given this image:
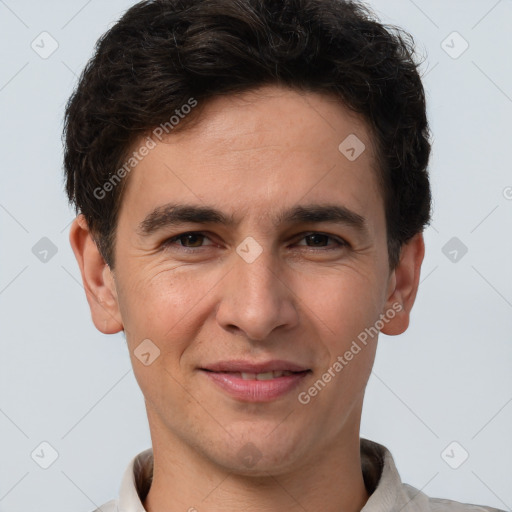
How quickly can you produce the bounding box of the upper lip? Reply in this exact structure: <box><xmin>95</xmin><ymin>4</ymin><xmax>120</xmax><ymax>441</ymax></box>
<box><xmin>200</xmin><ymin>359</ymin><xmax>310</xmax><ymax>373</ymax></box>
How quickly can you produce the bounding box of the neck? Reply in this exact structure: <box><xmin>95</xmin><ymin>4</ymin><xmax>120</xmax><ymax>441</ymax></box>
<box><xmin>143</xmin><ymin>422</ymin><xmax>370</xmax><ymax>512</ymax></box>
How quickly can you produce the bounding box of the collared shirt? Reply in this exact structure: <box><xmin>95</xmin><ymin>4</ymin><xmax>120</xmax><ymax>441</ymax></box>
<box><xmin>92</xmin><ymin>438</ymin><xmax>505</xmax><ymax>512</ymax></box>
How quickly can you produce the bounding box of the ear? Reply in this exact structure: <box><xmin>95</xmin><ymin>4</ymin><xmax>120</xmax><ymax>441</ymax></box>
<box><xmin>69</xmin><ymin>214</ymin><xmax>123</xmax><ymax>334</ymax></box>
<box><xmin>380</xmin><ymin>232</ymin><xmax>425</xmax><ymax>336</ymax></box>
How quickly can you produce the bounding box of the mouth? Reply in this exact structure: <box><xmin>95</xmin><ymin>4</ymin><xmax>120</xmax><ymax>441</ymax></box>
<box><xmin>199</xmin><ymin>360</ymin><xmax>311</xmax><ymax>402</ymax></box>
<box><xmin>200</xmin><ymin>359</ymin><xmax>310</xmax><ymax>374</ymax></box>
<box><xmin>201</xmin><ymin>369</ymin><xmax>307</xmax><ymax>380</ymax></box>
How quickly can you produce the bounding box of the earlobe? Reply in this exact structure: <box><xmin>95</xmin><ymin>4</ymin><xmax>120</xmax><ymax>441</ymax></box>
<box><xmin>380</xmin><ymin>233</ymin><xmax>425</xmax><ymax>336</ymax></box>
<box><xmin>69</xmin><ymin>214</ymin><xmax>124</xmax><ymax>334</ymax></box>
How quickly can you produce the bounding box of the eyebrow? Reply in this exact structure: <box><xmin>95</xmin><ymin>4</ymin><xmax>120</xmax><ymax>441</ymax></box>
<box><xmin>138</xmin><ymin>202</ymin><xmax>369</xmax><ymax>237</ymax></box>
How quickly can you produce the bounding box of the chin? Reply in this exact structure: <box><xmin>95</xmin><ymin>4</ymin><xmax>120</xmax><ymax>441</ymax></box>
<box><xmin>207</xmin><ymin>428</ymin><xmax>308</xmax><ymax>476</ymax></box>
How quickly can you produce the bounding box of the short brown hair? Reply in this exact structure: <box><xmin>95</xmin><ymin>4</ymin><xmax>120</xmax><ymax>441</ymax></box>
<box><xmin>63</xmin><ymin>0</ymin><xmax>432</xmax><ymax>269</ymax></box>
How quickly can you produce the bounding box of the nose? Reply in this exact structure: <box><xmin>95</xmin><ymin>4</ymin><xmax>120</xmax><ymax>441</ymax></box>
<box><xmin>215</xmin><ymin>246</ymin><xmax>299</xmax><ymax>341</ymax></box>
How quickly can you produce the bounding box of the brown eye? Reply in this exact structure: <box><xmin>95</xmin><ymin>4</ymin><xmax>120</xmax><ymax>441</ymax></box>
<box><xmin>296</xmin><ymin>232</ymin><xmax>347</xmax><ymax>249</ymax></box>
<box><xmin>176</xmin><ymin>233</ymin><xmax>205</xmax><ymax>247</ymax></box>
<box><xmin>305</xmin><ymin>234</ymin><xmax>330</xmax><ymax>247</ymax></box>
<box><xmin>162</xmin><ymin>232</ymin><xmax>214</xmax><ymax>250</ymax></box>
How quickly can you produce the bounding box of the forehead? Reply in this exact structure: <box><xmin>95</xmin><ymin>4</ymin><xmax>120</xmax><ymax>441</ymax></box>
<box><xmin>165</xmin><ymin>85</ymin><xmax>377</xmax><ymax>166</ymax></box>
<box><xmin>119</xmin><ymin>85</ymin><xmax>384</xmax><ymax>229</ymax></box>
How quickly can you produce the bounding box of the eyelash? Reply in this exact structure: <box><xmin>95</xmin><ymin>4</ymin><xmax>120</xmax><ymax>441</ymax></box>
<box><xmin>161</xmin><ymin>231</ymin><xmax>348</xmax><ymax>252</ymax></box>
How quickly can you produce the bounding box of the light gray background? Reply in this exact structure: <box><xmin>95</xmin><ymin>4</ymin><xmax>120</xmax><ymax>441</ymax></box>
<box><xmin>1</xmin><ymin>1</ymin><xmax>511</xmax><ymax>511</ymax></box>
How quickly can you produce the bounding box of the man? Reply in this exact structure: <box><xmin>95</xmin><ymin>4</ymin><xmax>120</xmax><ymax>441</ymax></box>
<box><xmin>63</xmin><ymin>0</ymin><xmax>504</xmax><ymax>511</ymax></box>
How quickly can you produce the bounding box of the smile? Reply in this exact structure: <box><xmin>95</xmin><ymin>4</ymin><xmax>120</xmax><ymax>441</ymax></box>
<box><xmin>200</xmin><ymin>369</ymin><xmax>311</xmax><ymax>402</ymax></box>
<box><xmin>224</xmin><ymin>370</ymin><xmax>296</xmax><ymax>380</ymax></box>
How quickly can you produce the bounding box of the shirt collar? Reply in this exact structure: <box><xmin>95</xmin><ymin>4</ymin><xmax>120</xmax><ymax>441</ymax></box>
<box><xmin>116</xmin><ymin>438</ymin><xmax>418</xmax><ymax>512</ymax></box>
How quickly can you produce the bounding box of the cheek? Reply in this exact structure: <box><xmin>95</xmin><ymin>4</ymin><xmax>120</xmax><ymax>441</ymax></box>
<box><xmin>301</xmin><ymin>271</ymin><xmax>382</xmax><ymax>409</ymax></box>
<box><xmin>116</xmin><ymin>264</ymin><xmax>220</xmax><ymax>351</ymax></box>
<box><xmin>295</xmin><ymin>265</ymin><xmax>384</xmax><ymax>397</ymax></box>
<box><xmin>297</xmin><ymin>264</ymin><xmax>384</xmax><ymax>343</ymax></box>
<box><xmin>116</xmin><ymin>268</ymin><xmax>212</xmax><ymax>407</ymax></box>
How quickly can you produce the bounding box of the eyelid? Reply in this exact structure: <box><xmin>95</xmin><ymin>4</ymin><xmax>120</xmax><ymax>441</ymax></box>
<box><xmin>162</xmin><ymin>231</ymin><xmax>215</xmax><ymax>249</ymax></box>
<box><xmin>161</xmin><ymin>230</ymin><xmax>348</xmax><ymax>250</ymax></box>
<box><xmin>294</xmin><ymin>231</ymin><xmax>348</xmax><ymax>248</ymax></box>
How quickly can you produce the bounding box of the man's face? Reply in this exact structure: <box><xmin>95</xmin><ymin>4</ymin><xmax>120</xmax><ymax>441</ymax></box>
<box><xmin>107</xmin><ymin>85</ymin><xmax>398</xmax><ymax>474</ymax></box>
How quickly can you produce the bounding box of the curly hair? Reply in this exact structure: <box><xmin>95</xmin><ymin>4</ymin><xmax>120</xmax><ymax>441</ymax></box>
<box><xmin>63</xmin><ymin>0</ymin><xmax>432</xmax><ymax>270</ymax></box>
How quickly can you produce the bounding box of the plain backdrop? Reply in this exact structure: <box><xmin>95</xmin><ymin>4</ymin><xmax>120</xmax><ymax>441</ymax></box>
<box><xmin>0</xmin><ymin>1</ymin><xmax>511</xmax><ymax>511</ymax></box>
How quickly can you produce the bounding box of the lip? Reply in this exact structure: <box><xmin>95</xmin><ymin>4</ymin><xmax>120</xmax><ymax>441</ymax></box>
<box><xmin>201</xmin><ymin>370</ymin><xmax>310</xmax><ymax>402</ymax></box>
<box><xmin>199</xmin><ymin>360</ymin><xmax>311</xmax><ymax>403</ymax></box>
<box><xmin>200</xmin><ymin>359</ymin><xmax>309</xmax><ymax>373</ymax></box>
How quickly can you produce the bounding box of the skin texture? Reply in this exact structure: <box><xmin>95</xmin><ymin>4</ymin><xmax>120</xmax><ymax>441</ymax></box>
<box><xmin>70</xmin><ymin>85</ymin><xmax>424</xmax><ymax>512</ymax></box>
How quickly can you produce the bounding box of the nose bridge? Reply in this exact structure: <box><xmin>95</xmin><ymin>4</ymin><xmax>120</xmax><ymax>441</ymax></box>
<box><xmin>232</xmin><ymin>240</ymin><xmax>282</xmax><ymax>307</ymax></box>
<box><xmin>216</xmin><ymin>241</ymin><xmax>297</xmax><ymax>340</ymax></box>
<box><xmin>235</xmin><ymin>242</ymin><xmax>278</xmax><ymax>295</ymax></box>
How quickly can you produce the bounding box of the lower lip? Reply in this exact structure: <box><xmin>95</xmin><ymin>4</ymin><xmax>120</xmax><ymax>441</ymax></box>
<box><xmin>201</xmin><ymin>370</ymin><xmax>310</xmax><ymax>402</ymax></box>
